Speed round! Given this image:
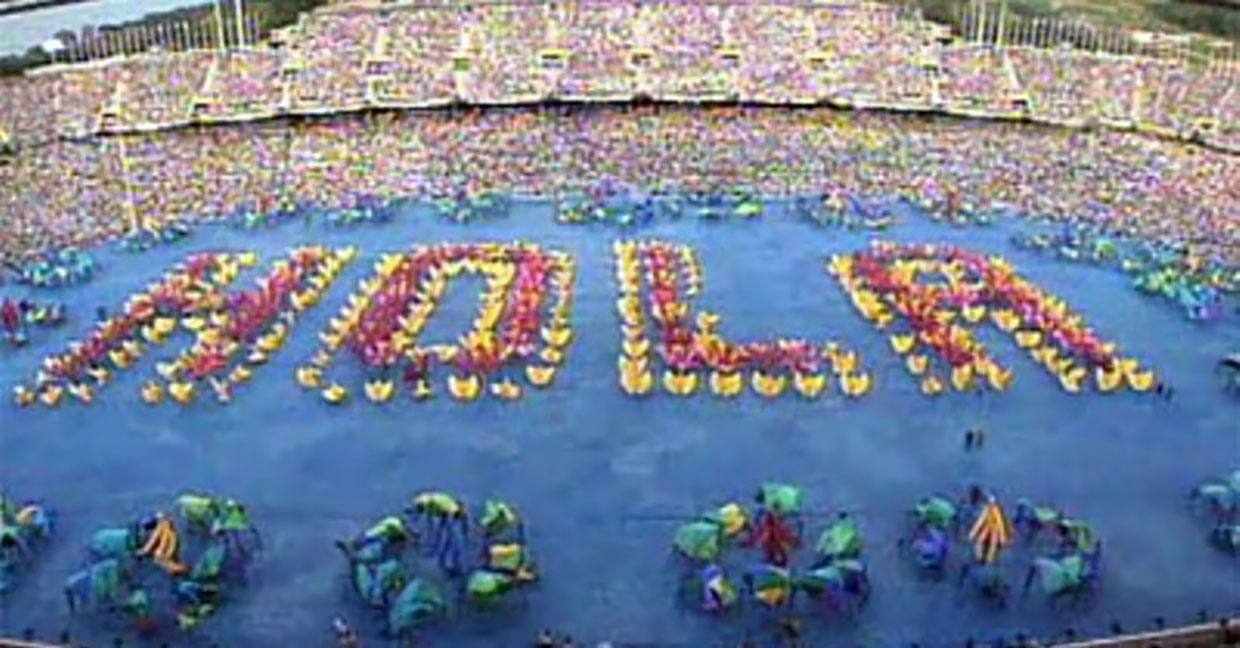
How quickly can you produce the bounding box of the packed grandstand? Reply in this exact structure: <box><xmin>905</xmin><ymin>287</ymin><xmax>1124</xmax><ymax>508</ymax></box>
<box><xmin>0</xmin><ymin>0</ymin><xmax>1237</xmax><ymax>266</ymax></box>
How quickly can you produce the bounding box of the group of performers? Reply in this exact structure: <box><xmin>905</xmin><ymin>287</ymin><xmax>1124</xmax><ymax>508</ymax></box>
<box><xmin>9</xmin><ymin>247</ymin><xmax>355</xmax><ymax>409</ymax></box>
<box><xmin>1</xmin><ymin>297</ymin><xmax>65</xmax><ymax>347</ymax></box>
<box><xmin>796</xmin><ymin>191</ymin><xmax>905</xmax><ymax>231</ymax></box>
<box><xmin>904</xmin><ymin>486</ymin><xmax>1102</xmax><ymax>605</ymax></box>
<box><xmin>336</xmin><ymin>492</ymin><xmax>537</xmax><ymax>639</ymax></box>
<box><xmin>0</xmin><ymin>496</ymin><xmax>55</xmax><ymax>593</ymax></box>
<box><xmin>919</xmin><ymin>187</ymin><xmax>997</xmax><ymax>228</ymax></box>
<box><xmin>119</xmin><ymin>218</ymin><xmax>192</xmax><ymax>252</ymax></box>
<box><xmin>1012</xmin><ymin>224</ymin><xmax>1237</xmax><ymax>323</ymax></box>
<box><xmin>557</xmin><ymin>182</ymin><xmax>763</xmax><ymax>228</ymax></box>
<box><xmin>326</xmin><ymin>194</ymin><xmax>397</xmax><ymax>227</ymax></box>
<box><xmin>8</xmin><ymin>248</ymin><xmax>98</xmax><ymax>288</ymax></box>
<box><xmin>435</xmin><ymin>187</ymin><xmax>511</xmax><ymax>223</ymax></box>
<box><xmin>673</xmin><ymin>483</ymin><xmax>871</xmax><ymax>617</ymax></box>
<box><xmin>1190</xmin><ymin>470</ymin><xmax>1240</xmax><ymax>553</ymax></box>
<box><xmin>552</xmin><ymin>182</ymin><xmax>1000</xmax><ymax>235</ymax></box>
<box><xmin>5</xmin><ymin>478</ymin><xmax>1236</xmax><ymax>643</ymax></box>
<box><xmin>65</xmin><ymin>493</ymin><xmax>260</xmax><ymax>634</ymax></box>
<box><xmin>832</xmin><ymin>241</ymin><xmax>1157</xmax><ymax>395</ymax></box>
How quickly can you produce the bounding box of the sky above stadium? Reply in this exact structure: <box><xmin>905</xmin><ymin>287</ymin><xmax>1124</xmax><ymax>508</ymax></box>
<box><xmin>0</xmin><ymin>0</ymin><xmax>199</xmax><ymax>55</ymax></box>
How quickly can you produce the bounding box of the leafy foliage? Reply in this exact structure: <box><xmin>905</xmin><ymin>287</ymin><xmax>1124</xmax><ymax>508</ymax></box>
<box><xmin>1149</xmin><ymin>2</ymin><xmax>1240</xmax><ymax>40</ymax></box>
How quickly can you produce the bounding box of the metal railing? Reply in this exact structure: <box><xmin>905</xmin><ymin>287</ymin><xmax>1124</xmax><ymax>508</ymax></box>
<box><xmin>0</xmin><ymin>618</ymin><xmax>1236</xmax><ymax>647</ymax></box>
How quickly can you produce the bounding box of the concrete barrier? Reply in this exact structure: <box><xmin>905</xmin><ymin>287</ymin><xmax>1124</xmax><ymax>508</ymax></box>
<box><xmin>0</xmin><ymin>618</ymin><xmax>1234</xmax><ymax>648</ymax></box>
<box><xmin>1055</xmin><ymin>618</ymin><xmax>1238</xmax><ymax>647</ymax></box>
<box><xmin>0</xmin><ymin>639</ymin><xmax>66</xmax><ymax>648</ymax></box>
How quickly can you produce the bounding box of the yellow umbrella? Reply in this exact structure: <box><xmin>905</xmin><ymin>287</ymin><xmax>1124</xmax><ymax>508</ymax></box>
<box><xmin>968</xmin><ymin>499</ymin><xmax>1011</xmax><ymax>564</ymax></box>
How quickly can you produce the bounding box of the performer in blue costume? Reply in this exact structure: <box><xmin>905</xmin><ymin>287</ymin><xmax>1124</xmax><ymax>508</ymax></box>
<box><xmin>407</xmin><ymin>492</ymin><xmax>468</xmax><ymax>575</ymax></box>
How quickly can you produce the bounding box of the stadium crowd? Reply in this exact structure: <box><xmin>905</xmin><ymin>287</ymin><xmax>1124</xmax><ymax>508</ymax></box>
<box><xmin>0</xmin><ymin>2</ymin><xmax>1234</xmax><ymax>141</ymax></box>
<box><xmin>0</xmin><ymin>1</ymin><xmax>1236</xmax><ymax>267</ymax></box>
<box><xmin>2</xmin><ymin>106</ymin><xmax>1236</xmax><ymax>265</ymax></box>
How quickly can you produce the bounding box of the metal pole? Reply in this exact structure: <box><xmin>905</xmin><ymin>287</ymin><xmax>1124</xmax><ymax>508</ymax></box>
<box><xmin>976</xmin><ymin>0</ymin><xmax>986</xmax><ymax>44</ymax></box>
<box><xmin>117</xmin><ymin>137</ymin><xmax>140</xmax><ymax>233</ymax></box>
<box><xmin>247</xmin><ymin>12</ymin><xmax>258</xmax><ymax>46</ymax></box>
<box><xmin>214</xmin><ymin>0</ymin><xmax>228</xmax><ymax>50</ymax></box>
<box><xmin>996</xmin><ymin>0</ymin><xmax>1007</xmax><ymax>48</ymax></box>
<box><xmin>234</xmin><ymin>0</ymin><xmax>246</xmax><ymax>48</ymax></box>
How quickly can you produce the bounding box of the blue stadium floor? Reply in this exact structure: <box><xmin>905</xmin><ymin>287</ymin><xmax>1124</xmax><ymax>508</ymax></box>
<box><xmin>1</xmin><ymin>200</ymin><xmax>1238</xmax><ymax>647</ymax></box>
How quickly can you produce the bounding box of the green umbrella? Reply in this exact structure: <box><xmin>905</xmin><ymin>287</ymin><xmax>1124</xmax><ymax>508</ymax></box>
<box><xmin>1035</xmin><ymin>555</ymin><xmax>1085</xmax><ymax>595</ymax></box>
<box><xmin>353</xmin><ymin>559</ymin><xmax>406</xmax><ymax>608</ymax></box>
<box><xmin>798</xmin><ymin>565</ymin><xmax>841</xmax><ymax>594</ymax></box>
<box><xmin>799</xmin><ymin>559</ymin><xmax>864</xmax><ymax>594</ymax></box>
<box><xmin>365</xmin><ymin>515</ymin><xmax>409</xmax><ymax>543</ymax></box>
<box><xmin>466</xmin><ymin>569</ymin><xmax>517</xmax><ymax>603</ymax></box>
<box><xmin>703</xmin><ymin>502</ymin><xmax>748</xmax><ymax>537</ymax></box>
<box><xmin>1093</xmin><ymin>239</ymin><xmax>1117</xmax><ymax>260</ymax></box>
<box><xmin>1062</xmin><ymin>519</ymin><xmax>1094</xmax><ymax>550</ymax></box>
<box><xmin>189</xmin><ymin>542</ymin><xmax>226</xmax><ymax>581</ymax></box>
<box><xmin>89</xmin><ymin>527</ymin><xmax>135</xmax><ymax>558</ymax></box>
<box><xmin>83</xmin><ymin>559</ymin><xmax>123</xmax><ymax>602</ymax></box>
<box><xmin>125</xmin><ymin>589</ymin><xmax>151</xmax><ymax>619</ymax></box>
<box><xmin>480</xmin><ymin>500</ymin><xmax>519</xmax><ymax>537</ymax></box>
<box><xmin>486</xmin><ymin>543</ymin><xmax>530</xmax><ymax>573</ymax></box>
<box><xmin>759</xmin><ymin>483</ymin><xmax>802</xmax><ymax>516</ymax></box>
<box><xmin>735</xmin><ymin>199</ymin><xmax>763</xmax><ymax>218</ymax></box>
<box><xmin>673</xmin><ymin>520</ymin><xmax>722</xmax><ymax>562</ymax></box>
<box><xmin>0</xmin><ymin>521</ymin><xmax>19</xmax><ymax>548</ymax></box>
<box><xmin>387</xmin><ymin>578</ymin><xmax>445</xmax><ymax>635</ymax></box>
<box><xmin>815</xmin><ymin>519</ymin><xmax>862</xmax><ymax>559</ymax></box>
<box><xmin>177</xmin><ymin>494</ymin><xmax>218</xmax><ymax>530</ymax></box>
<box><xmin>212</xmin><ymin>500</ymin><xmax>251</xmax><ymax>533</ymax></box>
<box><xmin>413</xmin><ymin>492</ymin><xmax>463</xmax><ymax>517</ymax></box>
<box><xmin>1033</xmin><ymin>506</ymin><xmax>1060</xmax><ymax>525</ymax></box>
<box><xmin>749</xmin><ymin>564</ymin><xmax>792</xmax><ymax>607</ymax></box>
<box><xmin>914</xmin><ymin>497</ymin><xmax>956</xmax><ymax>528</ymax></box>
